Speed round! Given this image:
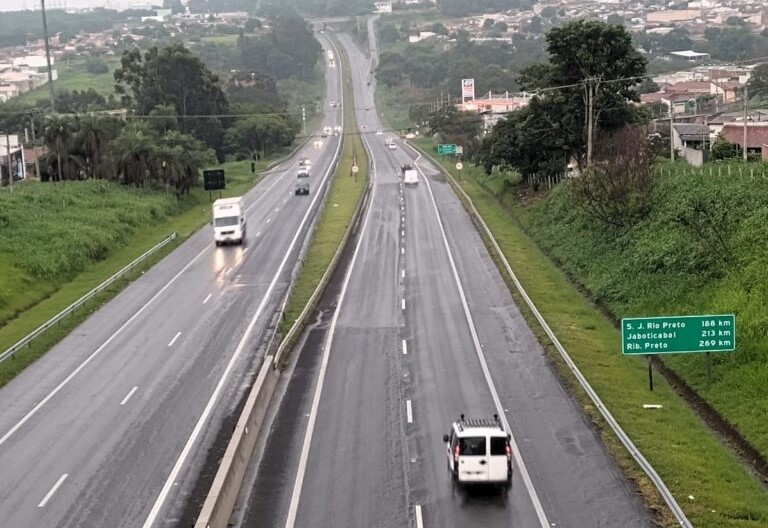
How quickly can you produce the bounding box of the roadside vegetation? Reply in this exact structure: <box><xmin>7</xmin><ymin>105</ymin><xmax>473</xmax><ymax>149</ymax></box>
<box><xmin>413</xmin><ymin>137</ymin><xmax>768</xmax><ymax>528</ymax></box>
<box><xmin>278</xmin><ymin>33</ymin><xmax>368</xmax><ymax>339</ymax></box>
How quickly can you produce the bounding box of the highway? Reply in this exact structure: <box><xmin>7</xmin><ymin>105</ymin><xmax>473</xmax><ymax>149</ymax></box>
<box><xmin>0</xmin><ymin>33</ymin><xmax>343</xmax><ymax>528</ymax></box>
<box><xmin>240</xmin><ymin>25</ymin><xmax>652</xmax><ymax>528</ymax></box>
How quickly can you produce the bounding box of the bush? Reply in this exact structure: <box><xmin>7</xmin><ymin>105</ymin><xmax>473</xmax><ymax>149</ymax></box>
<box><xmin>85</xmin><ymin>58</ymin><xmax>109</xmax><ymax>74</ymax></box>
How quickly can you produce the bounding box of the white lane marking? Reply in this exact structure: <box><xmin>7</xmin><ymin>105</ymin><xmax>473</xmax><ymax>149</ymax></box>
<box><xmin>202</xmin><ymin>293</ymin><xmax>212</xmax><ymax>305</ymax></box>
<box><xmin>256</xmin><ymin>231</ymin><xmax>261</xmax><ymax>237</ymax></box>
<box><xmin>275</xmin><ymin>207</ymin><xmax>280</xmax><ymax>212</ymax></box>
<box><xmin>402</xmin><ymin>230</ymin><xmax>405</xmax><ymax>237</ymax></box>
<box><xmin>406</xmin><ymin>400</ymin><xmax>413</xmax><ymax>423</ymax></box>
<box><xmin>143</xmin><ymin>95</ymin><xmax>345</xmax><ymax>528</ymax></box>
<box><xmin>401</xmin><ymin>269</ymin><xmax>405</xmax><ymax>279</ymax></box>
<box><xmin>401</xmin><ymin>247</ymin><xmax>405</xmax><ymax>255</ymax></box>
<box><xmin>38</xmin><ymin>473</ymin><xmax>68</xmax><ymax>508</ymax></box>
<box><xmin>120</xmin><ymin>386</ymin><xmax>138</xmax><ymax>406</ymax></box>
<box><xmin>284</xmin><ymin>80</ymin><xmax>377</xmax><ymax>528</ymax></box>
<box><xmin>167</xmin><ymin>332</ymin><xmax>182</xmax><ymax>348</ymax></box>
<box><xmin>266</xmin><ymin>218</ymin><xmax>271</xmax><ymax>224</ymax></box>
<box><xmin>419</xmin><ymin>160</ymin><xmax>550</xmax><ymax>528</ymax></box>
<box><xmin>0</xmin><ymin>243</ymin><xmax>210</xmax><ymax>448</ymax></box>
<box><xmin>243</xmin><ymin>247</ymin><xmax>249</xmax><ymax>254</ymax></box>
<box><xmin>402</xmin><ymin>339</ymin><xmax>408</xmax><ymax>355</ymax></box>
<box><xmin>415</xmin><ymin>505</ymin><xmax>424</xmax><ymax>528</ymax></box>
<box><xmin>284</xmin><ymin>199</ymin><xmax>288</xmax><ymax>203</ymax></box>
<box><xmin>401</xmin><ymin>299</ymin><xmax>406</xmax><ymax>310</ymax></box>
<box><xmin>0</xmin><ymin>164</ymin><xmax>291</xmax><ymax>448</ymax></box>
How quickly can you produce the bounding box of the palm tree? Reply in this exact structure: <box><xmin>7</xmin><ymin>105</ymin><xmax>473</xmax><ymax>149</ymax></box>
<box><xmin>75</xmin><ymin>115</ymin><xmax>116</xmax><ymax>180</ymax></box>
<box><xmin>43</xmin><ymin>116</ymin><xmax>76</xmax><ymax>181</ymax></box>
<box><xmin>113</xmin><ymin>122</ymin><xmax>156</xmax><ymax>187</ymax></box>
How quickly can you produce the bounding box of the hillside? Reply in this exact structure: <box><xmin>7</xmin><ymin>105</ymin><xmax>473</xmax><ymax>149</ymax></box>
<box><xmin>512</xmin><ymin>162</ymin><xmax>768</xmax><ymax>458</ymax></box>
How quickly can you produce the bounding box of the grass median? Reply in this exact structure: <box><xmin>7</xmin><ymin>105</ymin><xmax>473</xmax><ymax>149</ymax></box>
<box><xmin>278</xmin><ymin>35</ymin><xmax>368</xmax><ymax>339</ymax></box>
<box><xmin>411</xmin><ymin>138</ymin><xmax>768</xmax><ymax>528</ymax></box>
<box><xmin>0</xmin><ymin>157</ymin><xmax>289</xmax><ymax>389</ymax></box>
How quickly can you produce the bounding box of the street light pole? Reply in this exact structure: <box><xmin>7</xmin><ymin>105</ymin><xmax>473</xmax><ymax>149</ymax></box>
<box><xmin>41</xmin><ymin>0</ymin><xmax>56</xmax><ymax>112</ymax></box>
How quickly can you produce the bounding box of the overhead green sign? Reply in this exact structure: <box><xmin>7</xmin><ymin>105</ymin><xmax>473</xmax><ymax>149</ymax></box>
<box><xmin>621</xmin><ymin>314</ymin><xmax>735</xmax><ymax>355</ymax></box>
<box><xmin>437</xmin><ymin>144</ymin><xmax>456</xmax><ymax>155</ymax></box>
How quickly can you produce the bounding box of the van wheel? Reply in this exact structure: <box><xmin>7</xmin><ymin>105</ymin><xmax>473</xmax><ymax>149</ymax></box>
<box><xmin>214</xmin><ymin>241</ymin><xmax>220</xmax><ymax>247</ymax></box>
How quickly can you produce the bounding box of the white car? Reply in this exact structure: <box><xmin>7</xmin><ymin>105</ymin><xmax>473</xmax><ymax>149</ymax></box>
<box><xmin>386</xmin><ymin>141</ymin><xmax>397</xmax><ymax>150</ymax></box>
<box><xmin>376</xmin><ymin>130</ymin><xmax>383</xmax><ymax>136</ymax></box>
<box><xmin>443</xmin><ymin>415</ymin><xmax>512</xmax><ymax>490</ymax></box>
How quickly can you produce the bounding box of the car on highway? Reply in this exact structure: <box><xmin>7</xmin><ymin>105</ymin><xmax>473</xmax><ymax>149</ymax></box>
<box><xmin>329</xmin><ymin>101</ymin><xmax>339</xmax><ymax>108</ymax></box>
<box><xmin>401</xmin><ymin>164</ymin><xmax>418</xmax><ymax>185</ymax></box>
<box><xmin>295</xmin><ymin>171</ymin><xmax>309</xmax><ymax>195</ymax></box>
<box><xmin>376</xmin><ymin>129</ymin><xmax>383</xmax><ymax>136</ymax></box>
<box><xmin>212</xmin><ymin>197</ymin><xmax>246</xmax><ymax>246</ymax></box>
<box><xmin>385</xmin><ymin>140</ymin><xmax>397</xmax><ymax>150</ymax></box>
<box><xmin>443</xmin><ymin>415</ymin><xmax>512</xmax><ymax>491</ymax></box>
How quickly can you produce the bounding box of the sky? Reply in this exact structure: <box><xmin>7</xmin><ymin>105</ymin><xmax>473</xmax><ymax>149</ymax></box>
<box><xmin>0</xmin><ymin>0</ymin><xmax>147</xmax><ymax>12</ymax></box>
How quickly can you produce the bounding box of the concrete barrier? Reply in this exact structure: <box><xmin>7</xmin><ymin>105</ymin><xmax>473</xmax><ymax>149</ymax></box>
<box><xmin>194</xmin><ymin>356</ymin><xmax>279</xmax><ymax>528</ymax></box>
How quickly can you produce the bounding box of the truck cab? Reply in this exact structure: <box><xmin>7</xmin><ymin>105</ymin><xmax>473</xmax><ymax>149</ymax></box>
<box><xmin>212</xmin><ymin>197</ymin><xmax>246</xmax><ymax>246</ymax></box>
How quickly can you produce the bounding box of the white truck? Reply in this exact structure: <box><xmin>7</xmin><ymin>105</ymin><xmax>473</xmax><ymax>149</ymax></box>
<box><xmin>401</xmin><ymin>164</ymin><xmax>418</xmax><ymax>185</ymax></box>
<box><xmin>212</xmin><ymin>197</ymin><xmax>246</xmax><ymax>246</ymax></box>
<box><xmin>296</xmin><ymin>161</ymin><xmax>310</xmax><ymax>195</ymax></box>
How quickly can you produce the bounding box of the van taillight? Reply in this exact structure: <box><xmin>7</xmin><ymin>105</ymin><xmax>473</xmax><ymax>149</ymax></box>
<box><xmin>506</xmin><ymin>443</ymin><xmax>511</xmax><ymax>460</ymax></box>
<box><xmin>454</xmin><ymin>444</ymin><xmax>461</xmax><ymax>459</ymax></box>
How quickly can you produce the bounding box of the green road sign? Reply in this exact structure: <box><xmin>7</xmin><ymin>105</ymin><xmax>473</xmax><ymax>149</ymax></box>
<box><xmin>621</xmin><ymin>314</ymin><xmax>735</xmax><ymax>355</ymax></box>
<box><xmin>437</xmin><ymin>144</ymin><xmax>456</xmax><ymax>155</ymax></box>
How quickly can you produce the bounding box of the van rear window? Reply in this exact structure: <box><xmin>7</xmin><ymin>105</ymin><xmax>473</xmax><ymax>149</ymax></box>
<box><xmin>490</xmin><ymin>437</ymin><xmax>507</xmax><ymax>455</ymax></box>
<box><xmin>459</xmin><ymin>437</ymin><xmax>486</xmax><ymax>456</ymax></box>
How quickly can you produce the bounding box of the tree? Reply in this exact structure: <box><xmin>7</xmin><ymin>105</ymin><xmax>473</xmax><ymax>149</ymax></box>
<box><xmin>379</xmin><ymin>24</ymin><xmax>401</xmax><ymax>43</ymax></box>
<box><xmin>606</xmin><ymin>14</ymin><xmax>625</xmax><ymax>26</ymax></box>
<box><xmin>710</xmin><ymin>136</ymin><xmax>741</xmax><ymax>160</ymax></box>
<box><xmin>483</xmin><ymin>18</ymin><xmax>496</xmax><ymax>30</ymax></box>
<box><xmin>519</xmin><ymin>20</ymin><xmax>647</xmax><ymax>167</ymax></box>
<box><xmin>570</xmin><ymin>126</ymin><xmax>660</xmax><ymax>228</ymax></box>
<box><xmin>86</xmin><ymin>58</ymin><xmax>109</xmax><ymax>74</ymax></box>
<box><xmin>427</xmin><ymin>105</ymin><xmax>482</xmax><ymax>152</ymax></box>
<box><xmin>527</xmin><ymin>16</ymin><xmax>543</xmax><ymax>34</ymax></box>
<box><xmin>747</xmin><ymin>63</ymin><xmax>768</xmax><ymax>100</ymax></box>
<box><xmin>225</xmin><ymin>114</ymin><xmax>296</xmax><ymax>158</ymax></box>
<box><xmin>113</xmin><ymin>122</ymin><xmax>156</xmax><ymax>187</ymax></box>
<box><xmin>114</xmin><ymin>44</ymin><xmax>229</xmax><ymax>156</ymax></box>
<box><xmin>74</xmin><ymin>115</ymin><xmax>120</xmax><ymax>180</ymax></box>
<box><xmin>244</xmin><ymin>17</ymin><xmax>262</xmax><ymax>32</ymax></box>
<box><xmin>43</xmin><ymin>116</ymin><xmax>77</xmax><ymax>181</ymax></box>
<box><xmin>430</xmin><ymin>22</ymin><xmax>449</xmax><ymax>36</ymax></box>
<box><xmin>638</xmin><ymin>78</ymin><xmax>660</xmax><ymax>94</ymax></box>
<box><xmin>495</xmin><ymin>21</ymin><xmax>508</xmax><ymax>33</ymax></box>
<box><xmin>725</xmin><ymin>16</ymin><xmax>746</xmax><ymax>26</ymax></box>
<box><xmin>163</xmin><ymin>0</ymin><xmax>185</xmax><ymax>14</ymax></box>
<box><xmin>270</xmin><ymin>11</ymin><xmax>321</xmax><ymax>79</ymax></box>
<box><xmin>541</xmin><ymin>6</ymin><xmax>557</xmax><ymax>18</ymax></box>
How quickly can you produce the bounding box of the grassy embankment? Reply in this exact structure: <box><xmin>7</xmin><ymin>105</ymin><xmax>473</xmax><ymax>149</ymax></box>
<box><xmin>17</xmin><ymin>58</ymin><xmax>120</xmax><ymax>103</ymax></box>
<box><xmin>411</xmin><ymin>137</ymin><xmax>768</xmax><ymax>528</ymax></box>
<box><xmin>278</xmin><ymin>35</ymin><xmax>368</xmax><ymax>336</ymax></box>
<box><xmin>0</xmin><ymin>159</ymin><xmax>277</xmax><ymax>388</ymax></box>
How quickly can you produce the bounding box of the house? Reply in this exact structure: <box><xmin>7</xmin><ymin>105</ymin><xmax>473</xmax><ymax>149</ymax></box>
<box><xmin>719</xmin><ymin>123</ymin><xmax>768</xmax><ymax>160</ymax></box>
<box><xmin>672</xmin><ymin>123</ymin><xmax>710</xmax><ymax>166</ymax></box>
<box><xmin>669</xmin><ymin>50</ymin><xmax>711</xmax><ymax>62</ymax></box>
<box><xmin>711</xmin><ymin>80</ymin><xmax>743</xmax><ymax>103</ymax></box>
<box><xmin>706</xmin><ymin>109</ymin><xmax>768</xmax><ymax>141</ymax></box>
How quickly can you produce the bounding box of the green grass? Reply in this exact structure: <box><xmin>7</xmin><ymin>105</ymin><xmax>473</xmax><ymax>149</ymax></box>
<box><xmin>17</xmin><ymin>57</ymin><xmax>120</xmax><ymax>103</ymax></box>
<box><xmin>200</xmin><ymin>34</ymin><xmax>240</xmax><ymax>46</ymax></box>
<box><xmin>412</xmin><ymin>138</ymin><xmax>768</xmax><ymax>528</ymax></box>
<box><xmin>0</xmin><ymin>157</ymin><xmax>279</xmax><ymax>389</ymax></box>
<box><xmin>278</xmin><ymin>35</ymin><xmax>368</xmax><ymax>339</ymax></box>
<box><xmin>374</xmin><ymin>82</ymin><xmax>413</xmax><ymax>132</ymax></box>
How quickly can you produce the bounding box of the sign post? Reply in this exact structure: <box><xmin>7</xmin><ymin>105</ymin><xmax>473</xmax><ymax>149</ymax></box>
<box><xmin>621</xmin><ymin>314</ymin><xmax>735</xmax><ymax>391</ymax></box>
<box><xmin>455</xmin><ymin>161</ymin><xmax>463</xmax><ymax>181</ymax></box>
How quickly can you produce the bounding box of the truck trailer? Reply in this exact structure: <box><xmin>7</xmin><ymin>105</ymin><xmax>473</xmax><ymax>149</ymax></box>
<box><xmin>212</xmin><ymin>196</ymin><xmax>246</xmax><ymax>245</ymax></box>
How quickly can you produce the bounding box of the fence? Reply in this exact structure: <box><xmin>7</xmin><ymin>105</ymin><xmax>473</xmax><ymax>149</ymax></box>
<box><xmin>0</xmin><ymin>232</ymin><xmax>178</xmax><ymax>365</ymax></box>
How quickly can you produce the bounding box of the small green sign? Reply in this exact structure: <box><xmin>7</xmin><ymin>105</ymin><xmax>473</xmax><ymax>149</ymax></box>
<box><xmin>621</xmin><ymin>314</ymin><xmax>735</xmax><ymax>355</ymax></box>
<box><xmin>437</xmin><ymin>144</ymin><xmax>456</xmax><ymax>155</ymax></box>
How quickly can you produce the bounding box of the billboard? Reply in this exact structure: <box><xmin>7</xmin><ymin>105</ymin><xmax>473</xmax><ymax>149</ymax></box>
<box><xmin>203</xmin><ymin>169</ymin><xmax>226</xmax><ymax>191</ymax></box>
<box><xmin>461</xmin><ymin>78</ymin><xmax>475</xmax><ymax>102</ymax></box>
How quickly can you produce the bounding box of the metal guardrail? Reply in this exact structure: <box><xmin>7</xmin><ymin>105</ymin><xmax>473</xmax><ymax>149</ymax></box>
<box><xmin>0</xmin><ymin>232</ymin><xmax>178</xmax><ymax>366</ymax></box>
<box><xmin>412</xmin><ymin>144</ymin><xmax>693</xmax><ymax>528</ymax></box>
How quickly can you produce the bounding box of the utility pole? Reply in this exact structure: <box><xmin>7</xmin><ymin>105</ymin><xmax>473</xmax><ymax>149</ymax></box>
<box><xmin>302</xmin><ymin>106</ymin><xmax>306</xmax><ymax>137</ymax></box>
<box><xmin>41</xmin><ymin>0</ymin><xmax>56</xmax><ymax>112</ymax></box>
<box><xmin>585</xmin><ymin>79</ymin><xmax>594</xmax><ymax>166</ymax></box>
<box><xmin>742</xmin><ymin>84</ymin><xmax>748</xmax><ymax>161</ymax></box>
<box><xmin>30</xmin><ymin>113</ymin><xmax>40</xmax><ymax>180</ymax></box>
<box><xmin>669</xmin><ymin>101</ymin><xmax>675</xmax><ymax>161</ymax></box>
<box><xmin>5</xmin><ymin>134</ymin><xmax>12</xmax><ymax>191</ymax></box>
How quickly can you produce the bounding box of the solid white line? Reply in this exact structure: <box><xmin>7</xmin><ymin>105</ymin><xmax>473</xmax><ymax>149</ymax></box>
<box><xmin>167</xmin><ymin>331</ymin><xmax>181</xmax><ymax>348</ymax></box>
<box><xmin>406</xmin><ymin>399</ymin><xmax>413</xmax><ymax>423</ymax></box>
<box><xmin>37</xmin><ymin>473</ymin><xmax>68</xmax><ymax>508</ymax></box>
<box><xmin>243</xmin><ymin>247</ymin><xmax>249</xmax><ymax>254</ymax></box>
<box><xmin>0</xmin><ymin>243</ymin><xmax>210</xmax><ymax>448</ymax></box>
<box><xmin>223</xmin><ymin>267</ymin><xmax>231</xmax><ymax>277</ymax></box>
<box><xmin>402</xmin><ymin>339</ymin><xmax>408</xmax><ymax>355</ymax></box>
<box><xmin>120</xmin><ymin>386</ymin><xmax>138</xmax><ymax>406</ymax></box>
<box><xmin>0</xmin><ymin>165</ymin><xmax>291</xmax><ymax>449</ymax></box>
<box><xmin>420</xmin><ymin>161</ymin><xmax>550</xmax><ymax>528</ymax></box>
<box><xmin>143</xmin><ymin>91</ymin><xmax>345</xmax><ymax>528</ymax></box>
<box><xmin>401</xmin><ymin>298</ymin><xmax>406</xmax><ymax>310</ymax></box>
<box><xmin>284</xmin><ymin>66</ymin><xmax>377</xmax><ymax>528</ymax></box>
<box><xmin>202</xmin><ymin>293</ymin><xmax>212</xmax><ymax>305</ymax></box>
<box><xmin>415</xmin><ymin>505</ymin><xmax>424</xmax><ymax>528</ymax></box>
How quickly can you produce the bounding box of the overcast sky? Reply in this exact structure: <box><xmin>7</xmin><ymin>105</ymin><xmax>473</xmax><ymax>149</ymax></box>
<box><xmin>1</xmin><ymin>0</ymin><xmax>146</xmax><ymax>12</ymax></box>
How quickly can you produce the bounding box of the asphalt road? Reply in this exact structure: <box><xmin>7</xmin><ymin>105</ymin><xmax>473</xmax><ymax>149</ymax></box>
<box><xmin>240</xmin><ymin>27</ymin><xmax>651</xmax><ymax>528</ymax></box>
<box><xmin>0</xmin><ymin>33</ymin><xmax>344</xmax><ymax>528</ymax></box>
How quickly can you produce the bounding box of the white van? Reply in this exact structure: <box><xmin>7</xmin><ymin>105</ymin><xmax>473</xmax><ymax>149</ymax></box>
<box><xmin>443</xmin><ymin>415</ymin><xmax>513</xmax><ymax>489</ymax></box>
<box><xmin>212</xmin><ymin>197</ymin><xmax>246</xmax><ymax>246</ymax></box>
<box><xmin>401</xmin><ymin>164</ymin><xmax>418</xmax><ymax>185</ymax></box>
